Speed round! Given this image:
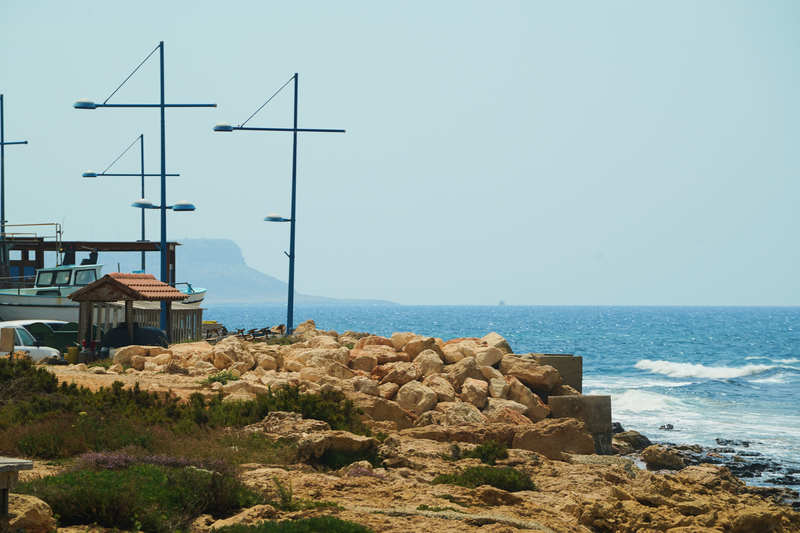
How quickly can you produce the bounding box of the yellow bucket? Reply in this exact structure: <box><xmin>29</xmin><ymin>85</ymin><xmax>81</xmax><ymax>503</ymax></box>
<box><xmin>66</xmin><ymin>346</ymin><xmax>79</xmax><ymax>364</ymax></box>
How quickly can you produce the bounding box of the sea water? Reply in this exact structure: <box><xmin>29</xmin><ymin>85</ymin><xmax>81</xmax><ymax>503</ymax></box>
<box><xmin>205</xmin><ymin>304</ymin><xmax>800</xmax><ymax>490</ymax></box>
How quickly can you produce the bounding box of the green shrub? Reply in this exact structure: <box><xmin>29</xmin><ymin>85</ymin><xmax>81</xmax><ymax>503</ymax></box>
<box><xmin>214</xmin><ymin>517</ymin><xmax>374</xmax><ymax>533</ymax></box>
<box><xmin>17</xmin><ymin>464</ymin><xmax>262</xmax><ymax>532</ymax></box>
<box><xmin>461</xmin><ymin>441</ymin><xmax>509</xmax><ymax>465</ymax></box>
<box><xmin>432</xmin><ymin>466</ymin><xmax>535</xmax><ymax>492</ymax></box>
<box><xmin>0</xmin><ymin>358</ymin><xmax>366</xmax><ymax>460</ymax></box>
<box><xmin>87</xmin><ymin>358</ymin><xmax>113</xmax><ymax>370</ymax></box>
<box><xmin>200</xmin><ymin>370</ymin><xmax>239</xmax><ymax>385</ymax></box>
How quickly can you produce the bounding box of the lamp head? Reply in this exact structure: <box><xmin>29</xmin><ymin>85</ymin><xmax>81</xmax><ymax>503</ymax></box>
<box><xmin>264</xmin><ymin>213</ymin><xmax>288</xmax><ymax>222</ymax></box>
<box><xmin>74</xmin><ymin>99</ymin><xmax>98</xmax><ymax>110</ymax></box>
<box><xmin>172</xmin><ymin>201</ymin><xmax>196</xmax><ymax>212</ymax></box>
<box><xmin>132</xmin><ymin>198</ymin><xmax>155</xmax><ymax>209</ymax></box>
<box><xmin>213</xmin><ymin>123</ymin><xmax>235</xmax><ymax>132</ymax></box>
<box><xmin>82</xmin><ymin>172</ymin><xmax>98</xmax><ymax>178</ymax></box>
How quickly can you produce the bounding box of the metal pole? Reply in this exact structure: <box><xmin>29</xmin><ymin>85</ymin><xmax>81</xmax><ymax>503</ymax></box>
<box><xmin>1</xmin><ymin>94</ymin><xmax>5</xmax><ymax>238</ymax></box>
<box><xmin>139</xmin><ymin>134</ymin><xmax>146</xmax><ymax>271</ymax></box>
<box><xmin>159</xmin><ymin>41</ymin><xmax>168</xmax><ymax>333</ymax></box>
<box><xmin>286</xmin><ymin>73</ymin><xmax>298</xmax><ymax>335</ymax></box>
<box><xmin>0</xmin><ymin>95</ymin><xmax>5</xmax><ymax>276</ymax></box>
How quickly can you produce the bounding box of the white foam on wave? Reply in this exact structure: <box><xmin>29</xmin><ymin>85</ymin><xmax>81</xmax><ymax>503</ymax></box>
<box><xmin>612</xmin><ymin>389</ymin><xmax>686</xmax><ymax>414</ymax></box>
<box><xmin>750</xmin><ymin>374</ymin><xmax>787</xmax><ymax>384</ymax></box>
<box><xmin>635</xmin><ymin>359</ymin><xmax>774</xmax><ymax>379</ymax></box>
<box><xmin>745</xmin><ymin>356</ymin><xmax>799</xmax><ymax>364</ymax></box>
<box><xmin>775</xmin><ymin>358</ymin><xmax>800</xmax><ymax>364</ymax></box>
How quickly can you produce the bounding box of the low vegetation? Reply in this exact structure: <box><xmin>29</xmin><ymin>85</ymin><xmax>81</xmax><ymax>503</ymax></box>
<box><xmin>432</xmin><ymin>466</ymin><xmax>535</xmax><ymax>492</ymax></box>
<box><xmin>0</xmin><ymin>358</ymin><xmax>366</xmax><ymax>461</ymax></box>
<box><xmin>448</xmin><ymin>441</ymin><xmax>509</xmax><ymax>465</ymax></box>
<box><xmin>17</xmin><ymin>462</ymin><xmax>261</xmax><ymax>532</ymax></box>
<box><xmin>201</xmin><ymin>369</ymin><xmax>239</xmax><ymax>385</ymax></box>
<box><xmin>214</xmin><ymin>517</ymin><xmax>374</xmax><ymax>533</ymax></box>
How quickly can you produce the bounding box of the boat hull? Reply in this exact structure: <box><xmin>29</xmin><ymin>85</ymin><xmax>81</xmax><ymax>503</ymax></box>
<box><xmin>0</xmin><ymin>294</ymin><xmax>79</xmax><ymax>322</ymax></box>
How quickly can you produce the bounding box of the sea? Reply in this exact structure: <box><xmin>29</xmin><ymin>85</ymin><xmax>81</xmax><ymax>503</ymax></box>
<box><xmin>205</xmin><ymin>304</ymin><xmax>800</xmax><ymax>491</ymax></box>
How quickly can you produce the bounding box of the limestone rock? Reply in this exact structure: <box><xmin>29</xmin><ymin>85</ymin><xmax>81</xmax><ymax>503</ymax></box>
<box><xmin>245</xmin><ymin>411</ymin><xmax>330</xmax><ymax>436</ymax></box>
<box><xmin>441</xmin><ymin>402</ymin><xmax>487</xmax><ymax>426</ymax></box>
<box><xmin>551</xmin><ymin>383</ymin><xmax>580</xmax><ymax>396</ymax></box>
<box><xmin>475</xmin><ymin>346</ymin><xmax>503</xmax><ymax>367</ymax></box>
<box><xmin>413</xmin><ymin>350</ymin><xmax>444</xmax><ymax>377</ymax></box>
<box><xmin>352</xmin><ymin>395</ymin><xmax>415</xmax><ymax>429</ymax></box>
<box><xmin>473</xmin><ymin>485</ymin><xmax>523</xmax><ymax>506</ymax></box>
<box><xmin>152</xmin><ymin>352</ymin><xmax>173</xmax><ymax>366</ymax></box>
<box><xmin>349</xmin><ymin>351</ymin><xmax>378</xmax><ymax>372</ymax></box>
<box><xmin>89</xmin><ymin>366</ymin><xmax>106</xmax><ymax>374</ymax></box>
<box><xmin>108</xmin><ymin>363</ymin><xmax>124</xmax><ymax>373</ymax></box>
<box><xmin>414</xmin><ymin>410</ymin><xmax>445</xmax><ymax>427</ymax></box>
<box><xmin>352</xmin><ymin>376</ymin><xmax>380</xmax><ymax>397</ymax></box>
<box><xmin>359</xmin><ymin>345</ymin><xmax>408</xmax><ymax>364</ymax></box>
<box><xmin>112</xmin><ymin>344</ymin><xmax>148</xmax><ymax>365</ymax></box>
<box><xmin>512</xmin><ymin>418</ymin><xmax>595</xmax><ymax>459</ymax></box>
<box><xmin>485</xmin><ymin>407</ymin><xmax>534</xmax><ymax>426</ymax></box>
<box><xmin>377</xmin><ymin>382</ymin><xmax>399</xmax><ymax>400</ymax></box>
<box><xmin>488</xmin><ymin>377</ymin><xmax>508</xmax><ymax>398</ymax></box>
<box><xmin>403</xmin><ymin>337</ymin><xmax>443</xmax><ymax>360</ymax></box>
<box><xmin>297</xmin><ymin>429</ymin><xmax>378</xmax><ymax>462</ymax></box>
<box><xmin>8</xmin><ymin>494</ymin><xmax>57</xmax><ymax>533</ymax></box>
<box><xmin>355</xmin><ymin>335</ymin><xmax>395</xmax><ymax>350</ymax></box>
<box><xmin>210</xmin><ymin>505</ymin><xmax>277</xmax><ymax>530</ymax></box>
<box><xmin>444</xmin><ymin>356</ymin><xmax>483</xmax><ymax>391</ymax></box>
<box><xmin>484</xmin><ymin>397</ymin><xmax>527</xmax><ymax>416</ymax></box>
<box><xmin>380</xmin><ymin>361</ymin><xmax>420</xmax><ymax>386</ymax></box>
<box><xmin>293</xmin><ymin>319</ymin><xmax>316</xmax><ymax>335</ymax></box>
<box><xmin>460</xmin><ymin>377</ymin><xmax>489</xmax><ymax>409</ymax></box>
<box><xmin>223</xmin><ymin>391</ymin><xmax>257</xmax><ymax>403</ymax></box>
<box><xmin>258</xmin><ymin>355</ymin><xmax>278</xmax><ymax>371</ymax></box>
<box><xmin>421</xmin><ymin>375</ymin><xmax>456</xmax><ymax>402</ymax></box>
<box><xmin>506</xmin><ymin>376</ymin><xmax>550</xmax><ymax>421</ymax></box>
<box><xmin>396</xmin><ymin>381</ymin><xmax>438</xmax><ymax>414</ymax></box>
<box><xmin>614</xmin><ymin>430</ymin><xmax>652</xmax><ymax>451</ymax></box>
<box><xmin>481</xmin><ymin>332</ymin><xmax>512</xmax><ymax>354</ymax></box>
<box><xmin>131</xmin><ymin>355</ymin><xmax>147</xmax><ymax>371</ymax></box>
<box><xmin>390</xmin><ymin>331</ymin><xmax>417</xmax><ymax>350</ymax></box>
<box><xmin>507</xmin><ymin>360</ymin><xmax>562</xmax><ymax>392</ymax></box>
<box><xmin>213</xmin><ymin>351</ymin><xmax>233</xmax><ymax>370</ymax></box>
<box><xmin>307</xmin><ymin>335</ymin><xmax>340</xmax><ymax>349</ymax></box>
<box><xmin>480</xmin><ymin>365</ymin><xmax>504</xmax><ymax>380</ymax></box>
<box><xmin>641</xmin><ymin>444</ymin><xmax>686</xmax><ymax>470</ymax></box>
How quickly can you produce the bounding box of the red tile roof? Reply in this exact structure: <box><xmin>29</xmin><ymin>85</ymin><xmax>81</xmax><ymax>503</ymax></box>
<box><xmin>69</xmin><ymin>273</ymin><xmax>186</xmax><ymax>302</ymax></box>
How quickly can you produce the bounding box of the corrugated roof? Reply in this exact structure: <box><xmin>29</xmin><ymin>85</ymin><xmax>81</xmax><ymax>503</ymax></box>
<box><xmin>69</xmin><ymin>273</ymin><xmax>186</xmax><ymax>302</ymax></box>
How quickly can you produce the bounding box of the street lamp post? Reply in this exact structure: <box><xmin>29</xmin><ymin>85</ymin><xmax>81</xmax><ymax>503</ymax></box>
<box><xmin>213</xmin><ymin>73</ymin><xmax>344</xmax><ymax>335</ymax></box>
<box><xmin>82</xmin><ymin>133</ymin><xmax>180</xmax><ymax>271</ymax></box>
<box><xmin>74</xmin><ymin>41</ymin><xmax>215</xmax><ymax>332</ymax></box>
<box><xmin>0</xmin><ymin>94</ymin><xmax>30</xmax><ymax>278</ymax></box>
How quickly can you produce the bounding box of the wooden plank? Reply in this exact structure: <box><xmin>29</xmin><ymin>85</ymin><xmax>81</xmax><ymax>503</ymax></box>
<box><xmin>0</xmin><ymin>329</ymin><xmax>14</xmax><ymax>353</ymax></box>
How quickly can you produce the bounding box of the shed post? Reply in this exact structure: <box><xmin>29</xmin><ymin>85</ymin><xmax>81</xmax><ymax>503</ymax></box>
<box><xmin>125</xmin><ymin>300</ymin><xmax>134</xmax><ymax>344</ymax></box>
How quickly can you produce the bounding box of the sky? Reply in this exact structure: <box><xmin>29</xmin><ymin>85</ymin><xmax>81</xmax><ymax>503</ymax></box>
<box><xmin>1</xmin><ymin>1</ymin><xmax>799</xmax><ymax>305</ymax></box>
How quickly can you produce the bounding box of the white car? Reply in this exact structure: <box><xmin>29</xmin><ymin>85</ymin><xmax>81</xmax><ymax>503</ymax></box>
<box><xmin>0</xmin><ymin>322</ymin><xmax>61</xmax><ymax>362</ymax></box>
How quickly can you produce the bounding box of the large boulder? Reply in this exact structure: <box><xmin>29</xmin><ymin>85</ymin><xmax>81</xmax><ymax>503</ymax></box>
<box><xmin>511</xmin><ymin>418</ymin><xmax>595</xmax><ymax>460</ymax></box>
<box><xmin>390</xmin><ymin>332</ymin><xmax>417</xmax><ymax>350</ymax></box>
<box><xmin>355</xmin><ymin>335</ymin><xmax>395</xmax><ymax>350</ymax></box>
<box><xmin>481</xmin><ymin>332</ymin><xmax>512</xmax><ymax>354</ymax></box>
<box><xmin>8</xmin><ymin>494</ymin><xmax>57</xmax><ymax>533</ymax></box>
<box><xmin>444</xmin><ymin>356</ymin><xmax>483</xmax><ymax>390</ymax></box>
<box><xmin>460</xmin><ymin>377</ymin><xmax>488</xmax><ymax>409</ymax></box>
<box><xmin>404</xmin><ymin>337</ymin><xmax>443</xmax><ymax>360</ymax></box>
<box><xmin>351</xmin><ymin>376</ymin><xmax>380</xmax><ymax>397</ymax></box>
<box><xmin>112</xmin><ymin>345</ymin><xmax>149</xmax><ymax>365</ymax></box>
<box><xmin>488</xmin><ymin>377</ymin><xmax>509</xmax><ymax>399</ymax></box>
<box><xmin>349</xmin><ymin>351</ymin><xmax>378</xmax><ymax>373</ymax></box>
<box><xmin>441</xmin><ymin>402</ymin><xmax>487</xmax><ymax>426</ymax></box>
<box><xmin>614</xmin><ymin>430</ymin><xmax>652</xmax><ymax>451</ymax></box>
<box><xmin>484</xmin><ymin>397</ymin><xmax>527</xmax><ymax>416</ymax></box>
<box><xmin>641</xmin><ymin>445</ymin><xmax>685</xmax><ymax>470</ymax></box>
<box><xmin>441</xmin><ymin>340</ymin><xmax>479</xmax><ymax>364</ymax></box>
<box><xmin>352</xmin><ymin>395</ymin><xmax>415</xmax><ymax>429</ymax></box>
<box><xmin>506</xmin><ymin>360</ymin><xmax>562</xmax><ymax>392</ymax></box>
<box><xmin>421</xmin><ymin>375</ymin><xmax>456</xmax><ymax>402</ymax></box>
<box><xmin>296</xmin><ymin>430</ymin><xmax>378</xmax><ymax>462</ymax></box>
<box><xmin>475</xmin><ymin>346</ymin><xmax>503</xmax><ymax>367</ymax></box>
<box><xmin>413</xmin><ymin>350</ymin><xmax>444</xmax><ymax>377</ymax></box>
<box><xmin>506</xmin><ymin>376</ymin><xmax>550</xmax><ymax>421</ymax></box>
<box><xmin>380</xmin><ymin>362</ymin><xmax>420</xmax><ymax>386</ymax></box>
<box><xmin>396</xmin><ymin>381</ymin><xmax>438</xmax><ymax>414</ymax></box>
<box><xmin>377</xmin><ymin>382</ymin><xmax>399</xmax><ymax>400</ymax></box>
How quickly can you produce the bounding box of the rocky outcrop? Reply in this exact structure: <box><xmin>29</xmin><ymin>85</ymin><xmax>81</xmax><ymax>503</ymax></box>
<box><xmin>642</xmin><ymin>444</ymin><xmax>686</xmax><ymax>470</ymax></box>
<box><xmin>512</xmin><ymin>418</ymin><xmax>595</xmax><ymax>459</ymax></box>
<box><xmin>7</xmin><ymin>494</ymin><xmax>57</xmax><ymax>533</ymax></box>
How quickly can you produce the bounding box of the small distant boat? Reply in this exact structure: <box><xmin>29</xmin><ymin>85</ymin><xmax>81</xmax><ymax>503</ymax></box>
<box><xmin>0</xmin><ymin>263</ymin><xmax>205</xmax><ymax>322</ymax></box>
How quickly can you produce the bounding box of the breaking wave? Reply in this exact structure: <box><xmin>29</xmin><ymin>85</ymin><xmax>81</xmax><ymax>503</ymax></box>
<box><xmin>634</xmin><ymin>359</ymin><xmax>774</xmax><ymax>379</ymax></box>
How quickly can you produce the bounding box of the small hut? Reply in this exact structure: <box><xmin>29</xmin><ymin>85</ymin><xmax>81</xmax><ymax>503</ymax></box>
<box><xmin>69</xmin><ymin>273</ymin><xmax>200</xmax><ymax>344</ymax></box>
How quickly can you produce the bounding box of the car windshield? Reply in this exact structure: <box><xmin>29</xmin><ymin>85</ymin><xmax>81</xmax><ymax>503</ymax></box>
<box><xmin>36</xmin><ymin>271</ymin><xmax>54</xmax><ymax>286</ymax></box>
<box><xmin>54</xmin><ymin>270</ymin><xmax>71</xmax><ymax>285</ymax></box>
<box><xmin>15</xmin><ymin>328</ymin><xmax>36</xmax><ymax>347</ymax></box>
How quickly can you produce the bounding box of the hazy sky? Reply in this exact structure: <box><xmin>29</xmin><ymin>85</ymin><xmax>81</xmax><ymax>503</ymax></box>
<box><xmin>2</xmin><ymin>1</ymin><xmax>799</xmax><ymax>305</ymax></box>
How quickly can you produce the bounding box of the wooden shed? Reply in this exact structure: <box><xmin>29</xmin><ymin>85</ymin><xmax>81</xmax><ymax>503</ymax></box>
<box><xmin>69</xmin><ymin>273</ymin><xmax>202</xmax><ymax>344</ymax></box>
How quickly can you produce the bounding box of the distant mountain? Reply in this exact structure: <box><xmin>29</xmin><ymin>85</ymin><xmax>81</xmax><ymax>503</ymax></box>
<box><xmin>96</xmin><ymin>238</ymin><xmax>395</xmax><ymax>305</ymax></box>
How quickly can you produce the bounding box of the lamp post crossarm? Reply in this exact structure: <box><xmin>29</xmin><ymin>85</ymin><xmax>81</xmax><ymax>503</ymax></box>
<box><xmin>234</xmin><ymin>126</ymin><xmax>345</xmax><ymax>133</ymax></box>
<box><xmin>0</xmin><ymin>141</ymin><xmax>27</xmax><ymax>146</ymax></box>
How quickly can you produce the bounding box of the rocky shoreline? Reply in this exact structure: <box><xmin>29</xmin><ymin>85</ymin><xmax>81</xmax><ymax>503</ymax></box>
<box><xmin>14</xmin><ymin>319</ymin><xmax>800</xmax><ymax>532</ymax></box>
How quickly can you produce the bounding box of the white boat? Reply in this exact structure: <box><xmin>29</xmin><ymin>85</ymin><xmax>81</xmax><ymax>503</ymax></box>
<box><xmin>0</xmin><ymin>264</ymin><xmax>205</xmax><ymax>322</ymax></box>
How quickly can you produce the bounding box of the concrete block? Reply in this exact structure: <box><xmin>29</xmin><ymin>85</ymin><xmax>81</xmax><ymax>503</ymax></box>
<box><xmin>531</xmin><ymin>354</ymin><xmax>582</xmax><ymax>392</ymax></box>
<box><xmin>549</xmin><ymin>395</ymin><xmax>612</xmax><ymax>454</ymax></box>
